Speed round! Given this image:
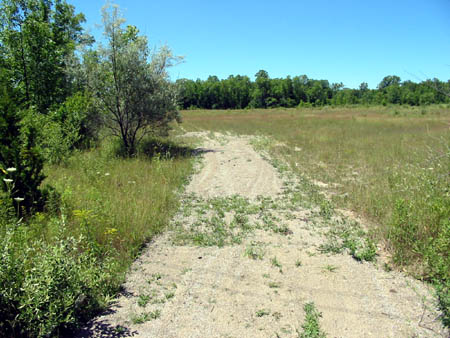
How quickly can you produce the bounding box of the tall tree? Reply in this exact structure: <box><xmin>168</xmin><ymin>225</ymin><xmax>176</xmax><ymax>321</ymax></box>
<box><xmin>86</xmin><ymin>4</ymin><xmax>181</xmax><ymax>156</ymax></box>
<box><xmin>0</xmin><ymin>0</ymin><xmax>87</xmax><ymax>112</ymax></box>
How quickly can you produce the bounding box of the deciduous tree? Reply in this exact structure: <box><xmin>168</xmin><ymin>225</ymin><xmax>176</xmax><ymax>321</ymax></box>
<box><xmin>86</xmin><ymin>4</ymin><xmax>181</xmax><ymax>156</ymax></box>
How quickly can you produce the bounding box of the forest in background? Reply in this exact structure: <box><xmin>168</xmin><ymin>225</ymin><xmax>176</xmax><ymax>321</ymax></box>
<box><xmin>177</xmin><ymin>71</ymin><xmax>450</xmax><ymax>109</ymax></box>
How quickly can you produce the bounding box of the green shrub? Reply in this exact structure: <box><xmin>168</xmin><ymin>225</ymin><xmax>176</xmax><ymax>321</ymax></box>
<box><xmin>0</xmin><ymin>87</ymin><xmax>46</xmax><ymax>214</ymax></box>
<box><xmin>34</xmin><ymin>92</ymin><xmax>101</xmax><ymax>164</ymax></box>
<box><xmin>0</xmin><ymin>220</ymin><xmax>120</xmax><ymax>337</ymax></box>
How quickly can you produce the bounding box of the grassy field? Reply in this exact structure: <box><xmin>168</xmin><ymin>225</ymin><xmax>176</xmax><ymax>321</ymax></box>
<box><xmin>0</xmin><ymin>137</ymin><xmax>196</xmax><ymax>336</ymax></box>
<box><xmin>2</xmin><ymin>105</ymin><xmax>448</xmax><ymax>336</ymax></box>
<box><xmin>181</xmin><ymin>105</ymin><xmax>450</xmax><ymax>323</ymax></box>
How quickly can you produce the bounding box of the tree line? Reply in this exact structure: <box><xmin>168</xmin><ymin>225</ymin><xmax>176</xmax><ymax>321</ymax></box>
<box><xmin>177</xmin><ymin>71</ymin><xmax>450</xmax><ymax>109</ymax></box>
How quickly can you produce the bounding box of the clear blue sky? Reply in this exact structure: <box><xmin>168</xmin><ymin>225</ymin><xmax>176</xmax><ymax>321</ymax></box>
<box><xmin>70</xmin><ymin>0</ymin><xmax>450</xmax><ymax>89</ymax></box>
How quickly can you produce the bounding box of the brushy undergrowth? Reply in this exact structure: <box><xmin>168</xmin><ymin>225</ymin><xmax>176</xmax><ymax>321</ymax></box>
<box><xmin>0</xmin><ymin>136</ymin><xmax>195</xmax><ymax>337</ymax></box>
<box><xmin>181</xmin><ymin>106</ymin><xmax>450</xmax><ymax>326</ymax></box>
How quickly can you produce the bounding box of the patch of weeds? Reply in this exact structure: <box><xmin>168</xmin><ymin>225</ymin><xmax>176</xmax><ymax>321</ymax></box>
<box><xmin>319</xmin><ymin>218</ymin><xmax>377</xmax><ymax>262</ymax></box>
<box><xmin>137</xmin><ymin>294</ymin><xmax>151</xmax><ymax>307</ymax></box>
<box><xmin>273</xmin><ymin>223</ymin><xmax>293</xmax><ymax>236</ymax></box>
<box><xmin>281</xmin><ymin>326</ymin><xmax>292</xmax><ymax>334</ymax></box>
<box><xmin>436</xmin><ymin>281</ymin><xmax>450</xmax><ymax>328</ymax></box>
<box><xmin>269</xmin><ymin>282</ymin><xmax>281</xmax><ymax>288</ymax></box>
<box><xmin>149</xmin><ymin>273</ymin><xmax>162</xmax><ymax>283</ymax></box>
<box><xmin>244</xmin><ymin>241</ymin><xmax>265</xmax><ymax>260</ymax></box>
<box><xmin>114</xmin><ymin>325</ymin><xmax>127</xmax><ymax>334</ymax></box>
<box><xmin>318</xmin><ymin>199</ymin><xmax>333</xmax><ymax>219</ymax></box>
<box><xmin>383</xmin><ymin>263</ymin><xmax>392</xmax><ymax>272</ymax></box>
<box><xmin>165</xmin><ymin>291</ymin><xmax>175</xmax><ymax>300</ymax></box>
<box><xmin>295</xmin><ymin>259</ymin><xmax>302</xmax><ymax>267</ymax></box>
<box><xmin>297</xmin><ymin>302</ymin><xmax>326</xmax><ymax>338</ymax></box>
<box><xmin>271</xmin><ymin>257</ymin><xmax>283</xmax><ymax>273</ymax></box>
<box><xmin>322</xmin><ymin>264</ymin><xmax>338</xmax><ymax>273</ymax></box>
<box><xmin>173</xmin><ymin>194</ymin><xmax>262</xmax><ymax>247</ymax></box>
<box><xmin>131</xmin><ymin>310</ymin><xmax>161</xmax><ymax>324</ymax></box>
<box><xmin>262</xmin><ymin>273</ymin><xmax>270</xmax><ymax>278</ymax></box>
<box><xmin>256</xmin><ymin>309</ymin><xmax>270</xmax><ymax>317</ymax></box>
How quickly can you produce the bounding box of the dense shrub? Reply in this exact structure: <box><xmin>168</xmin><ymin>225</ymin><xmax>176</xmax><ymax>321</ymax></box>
<box><xmin>0</xmin><ymin>219</ymin><xmax>119</xmax><ymax>337</ymax></box>
<box><xmin>33</xmin><ymin>92</ymin><xmax>101</xmax><ymax>164</ymax></box>
<box><xmin>0</xmin><ymin>84</ymin><xmax>46</xmax><ymax>214</ymax></box>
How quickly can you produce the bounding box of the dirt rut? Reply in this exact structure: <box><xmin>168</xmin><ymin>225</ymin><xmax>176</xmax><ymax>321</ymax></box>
<box><xmin>76</xmin><ymin>133</ymin><xmax>448</xmax><ymax>338</ymax></box>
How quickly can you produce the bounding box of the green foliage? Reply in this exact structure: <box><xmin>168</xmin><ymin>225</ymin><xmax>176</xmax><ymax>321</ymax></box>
<box><xmin>177</xmin><ymin>71</ymin><xmax>450</xmax><ymax>109</ymax></box>
<box><xmin>0</xmin><ymin>134</ymin><xmax>195</xmax><ymax>336</ymax></box>
<box><xmin>0</xmin><ymin>221</ymin><xmax>120</xmax><ymax>337</ymax></box>
<box><xmin>0</xmin><ymin>0</ymin><xmax>89</xmax><ymax>112</ymax></box>
<box><xmin>33</xmin><ymin>91</ymin><xmax>100</xmax><ymax>164</ymax></box>
<box><xmin>298</xmin><ymin>302</ymin><xmax>326</xmax><ymax>338</ymax></box>
<box><xmin>0</xmin><ymin>82</ymin><xmax>46</xmax><ymax>214</ymax></box>
<box><xmin>85</xmin><ymin>4</ymin><xmax>181</xmax><ymax>157</ymax></box>
<box><xmin>436</xmin><ymin>281</ymin><xmax>450</xmax><ymax>328</ymax></box>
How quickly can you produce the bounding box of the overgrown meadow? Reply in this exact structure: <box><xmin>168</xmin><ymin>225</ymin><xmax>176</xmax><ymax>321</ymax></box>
<box><xmin>181</xmin><ymin>105</ymin><xmax>450</xmax><ymax>325</ymax></box>
<box><xmin>0</xmin><ymin>137</ymin><xmax>195</xmax><ymax>337</ymax></box>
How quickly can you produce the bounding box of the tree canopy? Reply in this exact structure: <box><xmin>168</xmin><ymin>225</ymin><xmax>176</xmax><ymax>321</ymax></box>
<box><xmin>177</xmin><ymin>71</ymin><xmax>450</xmax><ymax>109</ymax></box>
<box><xmin>84</xmin><ymin>4</ymin><xmax>181</xmax><ymax>156</ymax></box>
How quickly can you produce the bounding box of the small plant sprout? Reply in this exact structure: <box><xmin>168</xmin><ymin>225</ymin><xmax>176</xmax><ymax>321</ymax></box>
<box><xmin>271</xmin><ymin>257</ymin><xmax>283</xmax><ymax>272</ymax></box>
<box><xmin>322</xmin><ymin>264</ymin><xmax>338</xmax><ymax>273</ymax></box>
<box><xmin>295</xmin><ymin>259</ymin><xmax>302</xmax><ymax>267</ymax></box>
<box><xmin>256</xmin><ymin>309</ymin><xmax>270</xmax><ymax>317</ymax></box>
<box><xmin>137</xmin><ymin>294</ymin><xmax>150</xmax><ymax>307</ymax></box>
<box><xmin>268</xmin><ymin>281</ymin><xmax>280</xmax><ymax>288</ymax></box>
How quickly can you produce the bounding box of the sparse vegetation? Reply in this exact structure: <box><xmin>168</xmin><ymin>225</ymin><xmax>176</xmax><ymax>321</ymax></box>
<box><xmin>244</xmin><ymin>241</ymin><xmax>265</xmax><ymax>260</ymax></box>
<box><xmin>298</xmin><ymin>302</ymin><xmax>326</xmax><ymax>338</ymax></box>
<box><xmin>181</xmin><ymin>107</ymin><xmax>450</xmax><ymax>325</ymax></box>
<box><xmin>256</xmin><ymin>309</ymin><xmax>271</xmax><ymax>317</ymax></box>
<box><xmin>131</xmin><ymin>310</ymin><xmax>161</xmax><ymax>324</ymax></box>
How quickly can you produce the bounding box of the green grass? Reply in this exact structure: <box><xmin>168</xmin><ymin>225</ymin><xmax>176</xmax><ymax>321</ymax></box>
<box><xmin>244</xmin><ymin>241</ymin><xmax>265</xmax><ymax>260</ymax></box>
<box><xmin>44</xmin><ymin>138</ymin><xmax>194</xmax><ymax>273</ymax></box>
<box><xmin>131</xmin><ymin>310</ymin><xmax>161</xmax><ymax>324</ymax></box>
<box><xmin>0</xmin><ymin>136</ymin><xmax>195</xmax><ymax>337</ymax></box>
<box><xmin>256</xmin><ymin>309</ymin><xmax>271</xmax><ymax>317</ymax></box>
<box><xmin>181</xmin><ymin>106</ymin><xmax>450</xmax><ymax>326</ymax></box>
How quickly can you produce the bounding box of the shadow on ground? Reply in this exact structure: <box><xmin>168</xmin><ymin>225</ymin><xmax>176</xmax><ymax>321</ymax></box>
<box><xmin>65</xmin><ymin>304</ymin><xmax>138</xmax><ymax>338</ymax></box>
<box><xmin>139</xmin><ymin>138</ymin><xmax>215</xmax><ymax>159</ymax></box>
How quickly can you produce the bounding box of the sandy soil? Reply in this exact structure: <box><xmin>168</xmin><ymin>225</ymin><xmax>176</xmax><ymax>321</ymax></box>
<box><xmin>75</xmin><ymin>133</ymin><xmax>448</xmax><ymax>338</ymax></box>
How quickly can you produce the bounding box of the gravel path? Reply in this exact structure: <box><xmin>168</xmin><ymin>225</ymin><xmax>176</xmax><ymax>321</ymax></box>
<box><xmin>75</xmin><ymin>133</ymin><xmax>448</xmax><ymax>338</ymax></box>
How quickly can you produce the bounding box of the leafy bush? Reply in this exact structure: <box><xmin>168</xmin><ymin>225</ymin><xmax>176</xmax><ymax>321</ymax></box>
<box><xmin>0</xmin><ymin>220</ymin><xmax>119</xmax><ymax>337</ymax></box>
<box><xmin>33</xmin><ymin>92</ymin><xmax>101</xmax><ymax>164</ymax></box>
